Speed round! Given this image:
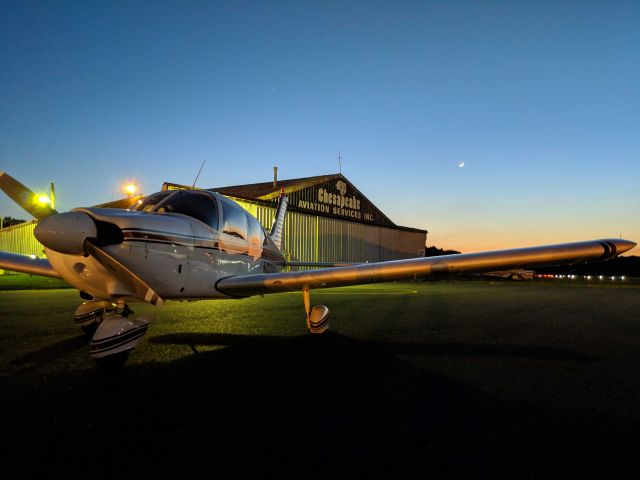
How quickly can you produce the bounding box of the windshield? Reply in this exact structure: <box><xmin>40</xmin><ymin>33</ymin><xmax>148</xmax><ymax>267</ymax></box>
<box><xmin>130</xmin><ymin>191</ymin><xmax>175</xmax><ymax>212</ymax></box>
<box><xmin>131</xmin><ymin>190</ymin><xmax>219</xmax><ymax>229</ymax></box>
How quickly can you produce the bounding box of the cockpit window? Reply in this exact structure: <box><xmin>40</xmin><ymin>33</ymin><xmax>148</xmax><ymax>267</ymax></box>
<box><xmin>132</xmin><ymin>190</ymin><xmax>219</xmax><ymax>230</ymax></box>
<box><xmin>131</xmin><ymin>191</ymin><xmax>173</xmax><ymax>212</ymax></box>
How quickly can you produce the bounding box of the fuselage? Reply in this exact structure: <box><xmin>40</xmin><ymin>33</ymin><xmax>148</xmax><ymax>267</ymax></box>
<box><xmin>44</xmin><ymin>189</ymin><xmax>285</xmax><ymax>302</ymax></box>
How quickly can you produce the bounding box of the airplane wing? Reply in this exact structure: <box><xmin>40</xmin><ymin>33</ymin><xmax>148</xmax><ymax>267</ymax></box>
<box><xmin>216</xmin><ymin>239</ymin><xmax>635</xmax><ymax>297</ymax></box>
<box><xmin>0</xmin><ymin>251</ymin><xmax>62</xmax><ymax>278</ymax></box>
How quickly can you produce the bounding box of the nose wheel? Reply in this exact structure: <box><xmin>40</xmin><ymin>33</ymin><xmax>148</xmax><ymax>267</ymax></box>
<box><xmin>93</xmin><ymin>349</ymin><xmax>131</xmax><ymax>370</ymax></box>
<box><xmin>90</xmin><ymin>299</ymin><xmax>148</xmax><ymax>369</ymax></box>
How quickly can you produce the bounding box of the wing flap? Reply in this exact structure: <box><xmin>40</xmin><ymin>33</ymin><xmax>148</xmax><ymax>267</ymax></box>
<box><xmin>216</xmin><ymin>238</ymin><xmax>636</xmax><ymax>297</ymax></box>
<box><xmin>0</xmin><ymin>251</ymin><xmax>62</xmax><ymax>278</ymax></box>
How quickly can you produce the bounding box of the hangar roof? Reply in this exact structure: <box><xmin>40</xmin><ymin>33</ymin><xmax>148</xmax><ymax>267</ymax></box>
<box><xmin>212</xmin><ymin>173</ymin><xmax>340</xmax><ymax>201</ymax></box>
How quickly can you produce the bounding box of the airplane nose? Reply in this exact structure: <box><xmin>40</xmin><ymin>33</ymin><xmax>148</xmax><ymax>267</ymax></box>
<box><xmin>34</xmin><ymin>211</ymin><xmax>97</xmax><ymax>255</ymax></box>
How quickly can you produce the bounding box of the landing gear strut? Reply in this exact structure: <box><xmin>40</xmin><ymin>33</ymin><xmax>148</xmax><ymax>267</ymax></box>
<box><xmin>303</xmin><ymin>287</ymin><xmax>330</xmax><ymax>334</ymax></box>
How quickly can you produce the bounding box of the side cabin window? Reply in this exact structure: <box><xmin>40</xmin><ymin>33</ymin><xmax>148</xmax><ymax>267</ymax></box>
<box><xmin>246</xmin><ymin>213</ymin><xmax>265</xmax><ymax>248</ymax></box>
<box><xmin>153</xmin><ymin>191</ymin><xmax>219</xmax><ymax>230</ymax></box>
<box><xmin>219</xmin><ymin>197</ymin><xmax>248</xmax><ymax>240</ymax></box>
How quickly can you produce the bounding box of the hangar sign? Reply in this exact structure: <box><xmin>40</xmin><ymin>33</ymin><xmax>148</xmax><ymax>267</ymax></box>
<box><xmin>291</xmin><ymin>178</ymin><xmax>392</xmax><ymax>226</ymax></box>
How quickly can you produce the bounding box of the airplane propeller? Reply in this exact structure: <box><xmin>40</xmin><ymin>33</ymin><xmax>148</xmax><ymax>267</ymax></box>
<box><xmin>0</xmin><ymin>171</ymin><xmax>58</xmax><ymax>220</ymax></box>
<box><xmin>34</xmin><ymin>210</ymin><xmax>164</xmax><ymax>306</ymax></box>
<box><xmin>84</xmin><ymin>240</ymin><xmax>164</xmax><ymax>306</ymax></box>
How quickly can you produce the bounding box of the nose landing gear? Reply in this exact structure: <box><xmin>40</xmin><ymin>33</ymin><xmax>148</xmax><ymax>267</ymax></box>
<box><xmin>89</xmin><ymin>299</ymin><xmax>149</xmax><ymax>369</ymax></box>
<box><xmin>74</xmin><ymin>300</ymin><xmax>116</xmax><ymax>337</ymax></box>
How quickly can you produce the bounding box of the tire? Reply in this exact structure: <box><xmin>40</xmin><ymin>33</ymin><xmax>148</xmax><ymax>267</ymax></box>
<box><xmin>94</xmin><ymin>350</ymin><xmax>131</xmax><ymax>370</ymax></box>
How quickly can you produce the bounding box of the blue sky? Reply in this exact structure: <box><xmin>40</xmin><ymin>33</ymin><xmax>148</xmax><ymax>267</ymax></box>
<box><xmin>1</xmin><ymin>1</ymin><xmax>638</xmax><ymax>252</ymax></box>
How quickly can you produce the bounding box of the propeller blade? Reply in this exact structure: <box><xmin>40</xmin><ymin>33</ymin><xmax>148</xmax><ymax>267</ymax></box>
<box><xmin>0</xmin><ymin>171</ymin><xmax>58</xmax><ymax>220</ymax></box>
<box><xmin>84</xmin><ymin>240</ymin><xmax>164</xmax><ymax>307</ymax></box>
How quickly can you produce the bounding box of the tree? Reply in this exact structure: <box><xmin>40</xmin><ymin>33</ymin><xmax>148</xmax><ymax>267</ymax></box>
<box><xmin>424</xmin><ymin>246</ymin><xmax>461</xmax><ymax>257</ymax></box>
<box><xmin>1</xmin><ymin>217</ymin><xmax>26</xmax><ymax>229</ymax></box>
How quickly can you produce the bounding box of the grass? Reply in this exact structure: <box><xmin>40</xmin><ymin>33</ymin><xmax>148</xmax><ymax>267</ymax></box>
<box><xmin>0</xmin><ymin>273</ymin><xmax>71</xmax><ymax>290</ymax></box>
<box><xmin>1</xmin><ymin>280</ymin><xmax>640</xmax><ymax>477</ymax></box>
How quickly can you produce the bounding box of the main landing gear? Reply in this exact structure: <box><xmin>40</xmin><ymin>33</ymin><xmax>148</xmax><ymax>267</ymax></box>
<box><xmin>76</xmin><ymin>298</ymin><xmax>149</xmax><ymax>369</ymax></box>
<box><xmin>303</xmin><ymin>287</ymin><xmax>330</xmax><ymax>334</ymax></box>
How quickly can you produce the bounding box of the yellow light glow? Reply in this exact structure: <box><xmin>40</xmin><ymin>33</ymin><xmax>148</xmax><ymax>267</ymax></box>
<box><xmin>36</xmin><ymin>195</ymin><xmax>52</xmax><ymax>205</ymax></box>
<box><xmin>122</xmin><ymin>179</ymin><xmax>141</xmax><ymax>197</ymax></box>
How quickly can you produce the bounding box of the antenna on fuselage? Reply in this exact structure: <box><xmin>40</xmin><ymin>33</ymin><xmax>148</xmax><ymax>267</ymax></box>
<box><xmin>192</xmin><ymin>159</ymin><xmax>206</xmax><ymax>188</ymax></box>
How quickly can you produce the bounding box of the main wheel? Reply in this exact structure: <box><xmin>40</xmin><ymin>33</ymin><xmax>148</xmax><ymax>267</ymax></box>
<box><xmin>94</xmin><ymin>350</ymin><xmax>131</xmax><ymax>370</ymax></box>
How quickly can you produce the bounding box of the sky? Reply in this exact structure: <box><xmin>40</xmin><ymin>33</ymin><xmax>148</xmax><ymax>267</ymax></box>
<box><xmin>1</xmin><ymin>0</ymin><xmax>638</xmax><ymax>253</ymax></box>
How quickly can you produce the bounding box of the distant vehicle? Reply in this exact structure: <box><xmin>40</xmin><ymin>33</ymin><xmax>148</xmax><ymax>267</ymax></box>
<box><xmin>483</xmin><ymin>269</ymin><xmax>535</xmax><ymax>280</ymax></box>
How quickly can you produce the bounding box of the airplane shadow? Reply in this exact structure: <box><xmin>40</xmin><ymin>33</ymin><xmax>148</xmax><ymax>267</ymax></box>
<box><xmin>10</xmin><ymin>334</ymin><xmax>87</xmax><ymax>369</ymax></box>
<box><xmin>1</xmin><ymin>331</ymin><xmax>637</xmax><ymax>479</ymax></box>
<box><xmin>149</xmin><ymin>331</ymin><xmax>599</xmax><ymax>362</ymax></box>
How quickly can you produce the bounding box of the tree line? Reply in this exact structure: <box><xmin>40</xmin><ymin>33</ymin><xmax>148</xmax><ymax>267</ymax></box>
<box><xmin>1</xmin><ymin>217</ymin><xmax>26</xmax><ymax>228</ymax></box>
<box><xmin>536</xmin><ymin>256</ymin><xmax>640</xmax><ymax>277</ymax></box>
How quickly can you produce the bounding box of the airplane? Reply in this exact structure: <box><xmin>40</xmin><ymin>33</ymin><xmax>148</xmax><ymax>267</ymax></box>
<box><xmin>0</xmin><ymin>171</ymin><xmax>636</xmax><ymax>368</ymax></box>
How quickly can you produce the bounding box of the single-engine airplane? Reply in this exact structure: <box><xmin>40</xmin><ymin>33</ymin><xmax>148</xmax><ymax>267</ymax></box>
<box><xmin>0</xmin><ymin>171</ymin><xmax>636</xmax><ymax>367</ymax></box>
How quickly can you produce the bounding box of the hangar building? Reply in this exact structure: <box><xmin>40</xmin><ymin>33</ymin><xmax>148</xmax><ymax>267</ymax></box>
<box><xmin>198</xmin><ymin>172</ymin><xmax>427</xmax><ymax>264</ymax></box>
